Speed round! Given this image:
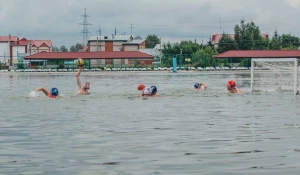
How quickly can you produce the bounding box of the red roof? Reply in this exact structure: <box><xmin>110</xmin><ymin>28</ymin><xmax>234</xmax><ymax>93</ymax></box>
<box><xmin>24</xmin><ymin>51</ymin><xmax>155</xmax><ymax>60</ymax></box>
<box><xmin>31</xmin><ymin>40</ymin><xmax>52</xmax><ymax>47</ymax></box>
<box><xmin>212</xmin><ymin>34</ymin><xmax>235</xmax><ymax>44</ymax></box>
<box><xmin>0</xmin><ymin>36</ymin><xmax>18</xmax><ymax>42</ymax></box>
<box><xmin>10</xmin><ymin>38</ymin><xmax>30</xmax><ymax>46</ymax></box>
<box><xmin>212</xmin><ymin>33</ymin><xmax>269</xmax><ymax>44</ymax></box>
<box><xmin>213</xmin><ymin>50</ymin><xmax>300</xmax><ymax>58</ymax></box>
<box><xmin>78</xmin><ymin>46</ymin><xmax>88</xmax><ymax>52</ymax></box>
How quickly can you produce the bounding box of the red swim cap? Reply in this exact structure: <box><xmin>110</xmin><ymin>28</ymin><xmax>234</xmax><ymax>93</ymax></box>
<box><xmin>138</xmin><ymin>84</ymin><xmax>145</xmax><ymax>90</ymax></box>
<box><xmin>228</xmin><ymin>80</ymin><xmax>236</xmax><ymax>88</ymax></box>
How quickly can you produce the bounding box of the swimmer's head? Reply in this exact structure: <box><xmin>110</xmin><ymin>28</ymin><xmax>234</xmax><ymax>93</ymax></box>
<box><xmin>194</xmin><ymin>83</ymin><xmax>200</xmax><ymax>89</ymax></box>
<box><xmin>227</xmin><ymin>80</ymin><xmax>236</xmax><ymax>90</ymax></box>
<box><xmin>150</xmin><ymin>86</ymin><xmax>157</xmax><ymax>94</ymax></box>
<box><xmin>84</xmin><ymin>82</ymin><xmax>91</xmax><ymax>91</ymax></box>
<box><xmin>51</xmin><ymin>87</ymin><xmax>59</xmax><ymax>96</ymax></box>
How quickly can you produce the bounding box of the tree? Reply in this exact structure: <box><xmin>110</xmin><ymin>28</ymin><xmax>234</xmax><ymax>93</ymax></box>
<box><xmin>60</xmin><ymin>45</ymin><xmax>68</xmax><ymax>52</ymax></box>
<box><xmin>52</xmin><ymin>46</ymin><xmax>60</xmax><ymax>52</ymax></box>
<box><xmin>70</xmin><ymin>43</ymin><xmax>84</xmax><ymax>52</ymax></box>
<box><xmin>162</xmin><ymin>40</ymin><xmax>202</xmax><ymax>55</ymax></box>
<box><xmin>145</xmin><ymin>34</ymin><xmax>160</xmax><ymax>48</ymax></box>
<box><xmin>281</xmin><ymin>34</ymin><xmax>300</xmax><ymax>49</ymax></box>
<box><xmin>217</xmin><ymin>33</ymin><xmax>238</xmax><ymax>53</ymax></box>
<box><xmin>206</xmin><ymin>36</ymin><xmax>214</xmax><ymax>49</ymax></box>
<box><xmin>269</xmin><ymin>35</ymin><xmax>281</xmax><ymax>50</ymax></box>
<box><xmin>75</xmin><ymin>43</ymin><xmax>84</xmax><ymax>51</ymax></box>
<box><xmin>269</xmin><ymin>33</ymin><xmax>300</xmax><ymax>50</ymax></box>
<box><xmin>70</xmin><ymin>45</ymin><xmax>76</xmax><ymax>52</ymax></box>
<box><xmin>192</xmin><ymin>46</ymin><xmax>218</xmax><ymax>68</ymax></box>
<box><xmin>234</xmin><ymin>19</ymin><xmax>265</xmax><ymax>50</ymax></box>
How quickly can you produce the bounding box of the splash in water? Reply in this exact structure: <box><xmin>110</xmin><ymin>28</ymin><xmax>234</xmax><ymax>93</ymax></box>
<box><xmin>28</xmin><ymin>91</ymin><xmax>40</xmax><ymax>98</ymax></box>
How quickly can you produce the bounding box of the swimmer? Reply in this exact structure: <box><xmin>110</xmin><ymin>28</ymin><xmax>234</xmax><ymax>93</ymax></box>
<box><xmin>138</xmin><ymin>85</ymin><xmax>157</xmax><ymax>97</ymax></box>
<box><xmin>35</xmin><ymin>86</ymin><xmax>59</xmax><ymax>98</ymax></box>
<box><xmin>194</xmin><ymin>82</ymin><xmax>207</xmax><ymax>90</ymax></box>
<box><xmin>76</xmin><ymin>66</ymin><xmax>91</xmax><ymax>95</ymax></box>
<box><xmin>227</xmin><ymin>80</ymin><xmax>243</xmax><ymax>94</ymax></box>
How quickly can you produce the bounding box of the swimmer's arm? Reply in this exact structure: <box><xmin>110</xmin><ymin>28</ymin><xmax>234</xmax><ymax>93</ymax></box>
<box><xmin>238</xmin><ymin>89</ymin><xmax>243</xmax><ymax>94</ymax></box>
<box><xmin>76</xmin><ymin>66</ymin><xmax>83</xmax><ymax>89</ymax></box>
<box><xmin>199</xmin><ymin>83</ymin><xmax>208</xmax><ymax>89</ymax></box>
<box><xmin>141</xmin><ymin>88</ymin><xmax>145</xmax><ymax>96</ymax></box>
<box><xmin>35</xmin><ymin>86</ymin><xmax>50</xmax><ymax>96</ymax></box>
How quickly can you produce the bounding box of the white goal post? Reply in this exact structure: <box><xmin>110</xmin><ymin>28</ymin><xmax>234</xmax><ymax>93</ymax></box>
<box><xmin>251</xmin><ymin>58</ymin><xmax>299</xmax><ymax>94</ymax></box>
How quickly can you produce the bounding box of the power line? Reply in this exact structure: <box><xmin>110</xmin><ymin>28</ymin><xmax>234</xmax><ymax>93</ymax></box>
<box><xmin>79</xmin><ymin>8</ymin><xmax>92</xmax><ymax>46</ymax></box>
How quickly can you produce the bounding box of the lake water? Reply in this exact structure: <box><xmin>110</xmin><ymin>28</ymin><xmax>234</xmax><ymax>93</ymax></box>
<box><xmin>0</xmin><ymin>71</ymin><xmax>299</xmax><ymax>175</ymax></box>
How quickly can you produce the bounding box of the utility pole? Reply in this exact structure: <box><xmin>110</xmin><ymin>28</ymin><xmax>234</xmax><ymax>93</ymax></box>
<box><xmin>130</xmin><ymin>22</ymin><xmax>134</xmax><ymax>38</ymax></box>
<box><xmin>274</xmin><ymin>30</ymin><xmax>278</xmax><ymax>38</ymax></box>
<box><xmin>96</xmin><ymin>27</ymin><xmax>101</xmax><ymax>36</ymax></box>
<box><xmin>96</xmin><ymin>27</ymin><xmax>101</xmax><ymax>51</ymax></box>
<box><xmin>220</xmin><ymin>18</ymin><xmax>222</xmax><ymax>32</ymax></box>
<box><xmin>79</xmin><ymin>8</ymin><xmax>92</xmax><ymax>46</ymax></box>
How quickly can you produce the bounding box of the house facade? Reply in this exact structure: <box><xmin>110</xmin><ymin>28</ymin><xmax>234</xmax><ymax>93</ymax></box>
<box><xmin>30</xmin><ymin>40</ymin><xmax>52</xmax><ymax>53</ymax></box>
<box><xmin>87</xmin><ymin>35</ymin><xmax>150</xmax><ymax>66</ymax></box>
<box><xmin>0</xmin><ymin>36</ymin><xmax>18</xmax><ymax>63</ymax></box>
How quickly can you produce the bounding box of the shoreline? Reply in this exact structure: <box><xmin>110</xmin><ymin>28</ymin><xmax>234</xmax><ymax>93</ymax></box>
<box><xmin>0</xmin><ymin>70</ymin><xmax>251</xmax><ymax>75</ymax></box>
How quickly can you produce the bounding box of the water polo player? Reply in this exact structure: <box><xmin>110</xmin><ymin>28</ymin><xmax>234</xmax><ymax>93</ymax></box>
<box><xmin>138</xmin><ymin>84</ymin><xmax>158</xmax><ymax>97</ymax></box>
<box><xmin>227</xmin><ymin>80</ymin><xmax>243</xmax><ymax>94</ymax></box>
<box><xmin>194</xmin><ymin>82</ymin><xmax>208</xmax><ymax>90</ymax></box>
<box><xmin>35</xmin><ymin>86</ymin><xmax>59</xmax><ymax>98</ymax></box>
<box><xmin>76</xmin><ymin>66</ymin><xmax>91</xmax><ymax>95</ymax></box>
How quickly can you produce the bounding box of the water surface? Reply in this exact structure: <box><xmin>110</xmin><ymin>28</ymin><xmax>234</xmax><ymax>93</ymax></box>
<box><xmin>0</xmin><ymin>71</ymin><xmax>299</xmax><ymax>175</ymax></box>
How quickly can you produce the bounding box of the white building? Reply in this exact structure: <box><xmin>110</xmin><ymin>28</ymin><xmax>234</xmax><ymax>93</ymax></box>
<box><xmin>0</xmin><ymin>36</ymin><xmax>18</xmax><ymax>63</ymax></box>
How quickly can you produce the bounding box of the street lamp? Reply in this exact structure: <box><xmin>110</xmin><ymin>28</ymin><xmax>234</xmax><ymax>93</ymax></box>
<box><xmin>180</xmin><ymin>49</ymin><xmax>182</xmax><ymax>68</ymax></box>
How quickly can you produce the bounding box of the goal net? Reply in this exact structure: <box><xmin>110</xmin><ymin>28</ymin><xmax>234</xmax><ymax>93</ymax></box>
<box><xmin>251</xmin><ymin>58</ymin><xmax>299</xmax><ymax>94</ymax></box>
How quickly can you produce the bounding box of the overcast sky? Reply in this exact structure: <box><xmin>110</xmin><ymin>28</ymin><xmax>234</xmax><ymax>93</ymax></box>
<box><xmin>1</xmin><ymin>0</ymin><xmax>300</xmax><ymax>47</ymax></box>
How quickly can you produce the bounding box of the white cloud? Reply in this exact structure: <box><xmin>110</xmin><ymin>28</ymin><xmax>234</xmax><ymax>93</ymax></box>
<box><xmin>285</xmin><ymin>0</ymin><xmax>300</xmax><ymax>8</ymax></box>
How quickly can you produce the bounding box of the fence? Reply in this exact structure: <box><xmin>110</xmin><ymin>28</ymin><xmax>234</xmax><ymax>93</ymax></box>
<box><xmin>1</xmin><ymin>55</ymin><xmax>252</xmax><ymax>70</ymax></box>
<box><xmin>160</xmin><ymin>54</ymin><xmax>252</xmax><ymax>68</ymax></box>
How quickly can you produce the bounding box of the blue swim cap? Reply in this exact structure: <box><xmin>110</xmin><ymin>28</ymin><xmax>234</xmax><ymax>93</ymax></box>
<box><xmin>150</xmin><ymin>86</ymin><xmax>157</xmax><ymax>94</ymax></box>
<box><xmin>194</xmin><ymin>83</ymin><xmax>200</xmax><ymax>89</ymax></box>
<box><xmin>51</xmin><ymin>88</ymin><xmax>59</xmax><ymax>96</ymax></box>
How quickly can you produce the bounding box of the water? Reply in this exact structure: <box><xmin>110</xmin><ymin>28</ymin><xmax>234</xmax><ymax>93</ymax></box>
<box><xmin>0</xmin><ymin>71</ymin><xmax>300</xmax><ymax>175</ymax></box>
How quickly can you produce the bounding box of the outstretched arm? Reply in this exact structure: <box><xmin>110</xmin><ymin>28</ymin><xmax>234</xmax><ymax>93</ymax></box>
<box><xmin>199</xmin><ymin>83</ymin><xmax>208</xmax><ymax>89</ymax></box>
<box><xmin>35</xmin><ymin>86</ymin><xmax>50</xmax><ymax>96</ymax></box>
<box><xmin>76</xmin><ymin>66</ymin><xmax>83</xmax><ymax>90</ymax></box>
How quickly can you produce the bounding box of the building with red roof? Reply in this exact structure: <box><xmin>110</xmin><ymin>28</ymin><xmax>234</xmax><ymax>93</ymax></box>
<box><xmin>24</xmin><ymin>51</ymin><xmax>155</xmax><ymax>68</ymax></box>
<box><xmin>0</xmin><ymin>35</ymin><xmax>19</xmax><ymax>64</ymax></box>
<box><xmin>30</xmin><ymin>40</ymin><xmax>52</xmax><ymax>53</ymax></box>
<box><xmin>0</xmin><ymin>35</ymin><xmax>53</xmax><ymax>67</ymax></box>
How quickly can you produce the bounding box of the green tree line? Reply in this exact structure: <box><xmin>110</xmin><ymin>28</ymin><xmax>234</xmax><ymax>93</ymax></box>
<box><xmin>52</xmin><ymin>43</ymin><xmax>84</xmax><ymax>52</ymax></box>
<box><xmin>160</xmin><ymin>19</ymin><xmax>300</xmax><ymax>67</ymax></box>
